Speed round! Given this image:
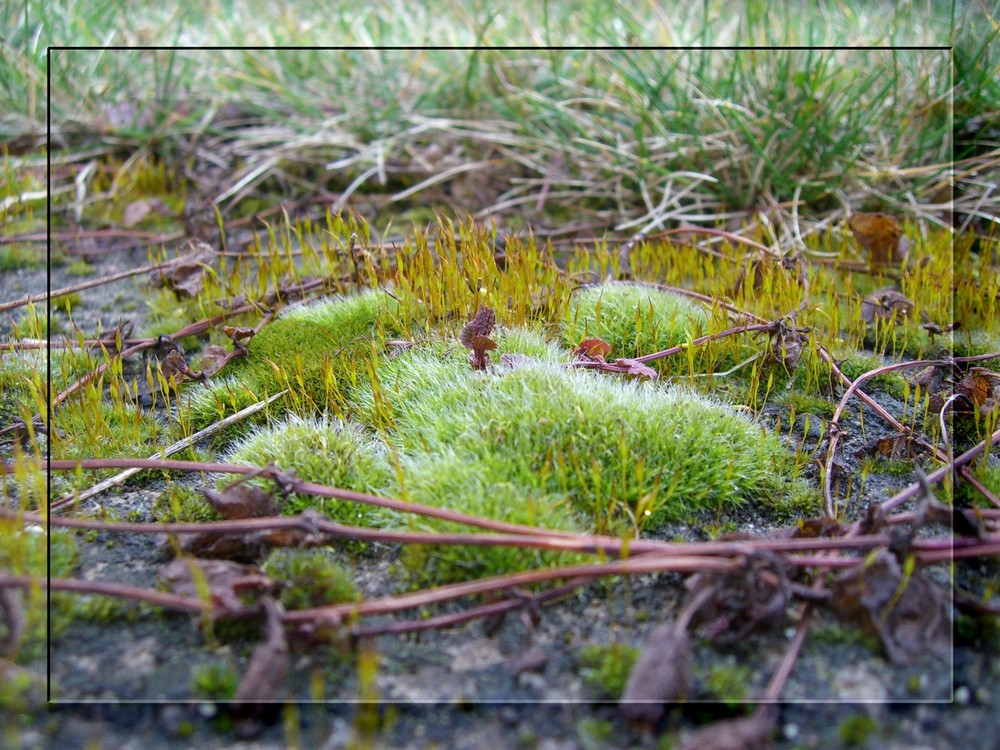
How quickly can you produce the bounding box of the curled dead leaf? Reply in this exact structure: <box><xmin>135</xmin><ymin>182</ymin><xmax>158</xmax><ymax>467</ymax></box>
<box><xmin>860</xmin><ymin>288</ymin><xmax>914</xmax><ymax>325</ymax></box>
<box><xmin>848</xmin><ymin>212</ymin><xmax>910</xmax><ymax>268</ymax></box>
<box><xmin>613</xmin><ymin>357</ymin><xmax>658</xmax><ymax>380</ymax></box>
<box><xmin>677</xmin><ymin>708</ymin><xmax>777</xmax><ymax>750</ymax></box>
<box><xmin>150</xmin><ymin>244</ymin><xmax>216</xmax><ymax>298</ymax></box>
<box><xmin>0</xmin><ymin>585</ymin><xmax>25</xmax><ymax>658</ymax></box>
<box><xmin>686</xmin><ymin>552</ymin><xmax>792</xmax><ymax>644</ymax></box>
<box><xmin>202</xmin><ymin>482</ymin><xmax>278</xmax><ymax>520</ymax></box>
<box><xmin>766</xmin><ymin>322</ymin><xmax>807</xmax><ymax>372</ymax></box>
<box><xmin>157</xmin><ymin>557</ymin><xmax>272</xmax><ymax>613</ymax></box>
<box><xmin>234</xmin><ymin>597</ymin><xmax>289</xmax><ymax>703</ymax></box>
<box><xmin>618</xmin><ymin>623</ymin><xmax>691</xmax><ymax>725</ymax></box>
<box><xmin>830</xmin><ymin>548</ymin><xmax>951</xmax><ymax>664</ymax></box>
<box><xmin>574</xmin><ymin>337</ymin><xmax>612</xmax><ymax>359</ymax></box>
<box><xmin>460</xmin><ymin>307</ymin><xmax>498</xmax><ymax>370</ymax></box>
<box><xmin>952</xmin><ymin>367</ymin><xmax>998</xmax><ymax>412</ymax></box>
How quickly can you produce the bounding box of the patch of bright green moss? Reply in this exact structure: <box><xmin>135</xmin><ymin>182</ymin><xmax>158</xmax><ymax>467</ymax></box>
<box><xmin>351</xmin><ymin>324</ymin><xmax>804</xmax><ymax>583</ymax></box>
<box><xmin>224</xmin><ymin>414</ymin><xmax>391</xmax><ymax>525</ymax></box>
<box><xmin>578</xmin><ymin>642</ymin><xmax>639</xmax><ymax>699</ymax></box>
<box><xmin>185</xmin><ymin>290</ymin><xmax>405</xmax><ymax>431</ymax></box>
<box><xmin>562</xmin><ymin>283</ymin><xmax>709</xmax><ymax>361</ymax></box>
<box><xmin>363</xmin><ymin>346</ymin><xmax>797</xmax><ymax>528</ymax></box>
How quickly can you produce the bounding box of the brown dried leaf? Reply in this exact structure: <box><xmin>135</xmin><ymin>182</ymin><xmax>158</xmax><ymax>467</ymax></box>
<box><xmin>459</xmin><ymin>306</ymin><xmax>496</xmax><ymax>349</ymax></box>
<box><xmin>677</xmin><ymin>708</ymin><xmax>776</xmax><ymax>750</ymax></box>
<box><xmin>224</xmin><ymin>326</ymin><xmax>257</xmax><ymax>344</ymax></box>
<box><xmin>686</xmin><ymin>552</ymin><xmax>792</xmax><ymax>644</ymax></box>
<box><xmin>151</xmin><ymin>245</ymin><xmax>216</xmax><ymax>299</ymax></box>
<box><xmin>0</xmin><ymin>585</ymin><xmax>25</xmax><ymax>658</ymax></box>
<box><xmin>860</xmin><ymin>288</ymin><xmax>915</xmax><ymax>325</ymax></box>
<box><xmin>952</xmin><ymin>367</ymin><xmax>997</xmax><ymax>412</ymax></box>
<box><xmin>195</xmin><ymin>344</ymin><xmax>231</xmax><ymax>377</ymax></box>
<box><xmin>160</xmin><ymin>349</ymin><xmax>190</xmax><ymax>382</ymax></box>
<box><xmin>158</xmin><ymin>557</ymin><xmax>271</xmax><ymax>612</ymax></box>
<box><xmin>613</xmin><ymin>358</ymin><xmax>658</xmax><ymax>381</ymax></box>
<box><xmin>767</xmin><ymin>323</ymin><xmax>806</xmax><ymax>372</ymax></box>
<box><xmin>618</xmin><ymin>623</ymin><xmax>691</xmax><ymax>725</ymax></box>
<box><xmin>855</xmin><ymin>434</ymin><xmax>919</xmax><ymax>462</ymax></box>
<box><xmin>203</xmin><ymin>483</ymin><xmax>278</xmax><ymax>520</ymax></box>
<box><xmin>122</xmin><ymin>200</ymin><xmax>152</xmax><ymax>228</ymax></box>
<box><xmin>234</xmin><ymin>597</ymin><xmax>289</xmax><ymax>703</ymax></box>
<box><xmin>830</xmin><ymin>549</ymin><xmax>951</xmax><ymax>664</ymax></box>
<box><xmin>907</xmin><ymin>364</ymin><xmax>949</xmax><ymax>395</ymax></box>
<box><xmin>88</xmin><ymin>319</ymin><xmax>134</xmax><ymax>354</ymax></box>
<box><xmin>573</xmin><ymin>337</ymin><xmax>612</xmax><ymax>359</ymax></box>
<box><xmin>178</xmin><ymin>532</ymin><xmax>269</xmax><ymax>563</ymax></box>
<box><xmin>848</xmin><ymin>212</ymin><xmax>909</xmax><ymax>268</ymax></box>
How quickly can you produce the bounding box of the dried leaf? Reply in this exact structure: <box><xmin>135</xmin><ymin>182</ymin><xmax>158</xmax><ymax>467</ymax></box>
<box><xmin>160</xmin><ymin>349</ymin><xmax>191</xmax><ymax>382</ymax></box>
<box><xmin>122</xmin><ymin>200</ymin><xmax>152</xmax><ymax>228</ymax></box>
<box><xmin>830</xmin><ymin>549</ymin><xmax>951</xmax><ymax>664</ymax></box>
<box><xmin>459</xmin><ymin>306</ymin><xmax>496</xmax><ymax>348</ymax></box>
<box><xmin>907</xmin><ymin>364</ymin><xmax>949</xmax><ymax>395</ymax></box>
<box><xmin>151</xmin><ymin>245</ymin><xmax>216</xmax><ymax>299</ymax></box>
<box><xmin>0</xmin><ymin>585</ymin><xmax>25</xmax><ymax>658</ymax></box>
<box><xmin>855</xmin><ymin>434</ymin><xmax>919</xmax><ymax>462</ymax></box>
<box><xmin>677</xmin><ymin>708</ymin><xmax>776</xmax><ymax>750</ymax></box>
<box><xmin>224</xmin><ymin>326</ymin><xmax>257</xmax><ymax>344</ymax></box>
<box><xmin>766</xmin><ymin>322</ymin><xmax>806</xmax><ymax>372</ymax></box>
<box><xmin>613</xmin><ymin>358</ymin><xmax>658</xmax><ymax>380</ymax></box>
<box><xmin>686</xmin><ymin>552</ymin><xmax>792</xmax><ymax>644</ymax></box>
<box><xmin>460</xmin><ymin>308</ymin><xmax>497</xmax><ymax>370</ymax></box>
<box><xmin>848</xmin><ymin>212</ymin><xmax>909</xmax><ymax>268</ymax></box>
<box><xmin>195</xmin><ymin>344</ymin><xmax>231</xmax><ymax>377</ymax></box>
<box><xmin>234</xmin><ymin>597</ymin><xmax>289</xmax><ymax>703</ymax></box>
<box><xmin>952</xmin><ymin>368</ymin><xmax>997</xmax><ymax>412</ymax></box>
<box><xmin>158</xmin><ymin>557</ymin><xmax>271</xmax><ymax>612</ymax></box>
<box><xmin>203</xmin><ymin>483</ymin><xmax>278</xmax><ymax>520</ymax></box>
<box><xmin>618</xmin><ymin>623</ymin><xmax>691</xmax><ymax>724</ymax></box>
<box><xmin>859</xmin><ymin>288</ymin><xmax>915</xmax><ymax>325</ymax></box>
<box><xmin>177</xmin><ymin>532</ymin><xmax>269</xmax><ymax>563</ymax></box>
<box><xmin>88</xmin><ymin>319</ymin><xmax>134</xmax><ymax>354</ymax></box>
<box><xmin>573</xmin><ymin>337</ymin><xmax>612</xmax><ymax>359</ymax></box>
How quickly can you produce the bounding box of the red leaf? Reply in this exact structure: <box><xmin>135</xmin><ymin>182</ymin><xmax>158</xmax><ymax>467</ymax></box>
<box><xmin>573</xmin><ymin>337</ymin><xmax>612</xmax><ymax>359</ymax></box>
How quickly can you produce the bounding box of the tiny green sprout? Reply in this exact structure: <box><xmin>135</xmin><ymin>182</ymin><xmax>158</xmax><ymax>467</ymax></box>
<box><xmin>578</xmin><ymin>642</ymin><xmax>639</xmax><ymax>699</ymax></box>
<box><xmin>838</xmin><ymin>713</ymin><xmax>879</xmax><ymax>747</ymax></box>
<box><xmin>262</xmin><ymin>549</ymin><xmax>360</xmax><ymax>610</ymax></box>
<box><xmin>191</xmin><ymin>662</ymin><xmax>238</xmax><ymax>701</ymax></box>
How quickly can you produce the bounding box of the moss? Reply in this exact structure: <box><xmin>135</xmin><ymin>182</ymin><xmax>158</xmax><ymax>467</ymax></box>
<box><xmin>64</xmin><ymin>259</ymin><xmax>96</xmax><ymax>277</ymax></box>
<box><xmin>223</xmin><ymin>414</ymin><xmax>392</xmax><ymax>525</ymax></box>
<box><xmin>262</xmin><ymin>549</ymin><xmax>360</xmax><ymax>610</ymax></box>
<box><xmin>191</xmin><ymin>662</ymin><xmax>238</xmax><ymax>701</ymax></box>
<box><xmin>348</xmin><ymin>327</ymin><xmax>804</xmax><ymax>583</ymax></box>
<box><xmin>562</xmin><ymin>283</ymin><xmax>709</xmax><ymax>362</ymax></box>
<box><xmin>362</xmin><ymin>347</ymin><xmax>798</xmax><ymax>528</ymax></box>
<box><xmin>578</xmin><ymin>642</ymin><xmax>639</xmax><ymax>699</ymax></box>
<box><xmin>0</xmin><ymin>244</ymin><xmax>45</xmax><ymax>272</ymax></box>
<box><xmin>185</xmin><ymin>290</ymin><xmax>404</xmax><ymax>430</ymax></box>
<box><xmin>838</xmin><ymin>713</ymin><xmax>878</xmax><ymax>747</ymax></box>
<box><xmin>704</xmin><ymin>659</ymin><xmax>753</xmax><ymax>706</ymax></box>
<box><xmin>152</xmin><ymin>484</ymin><xmax>217</xmax><ymax>523</ymax></box>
